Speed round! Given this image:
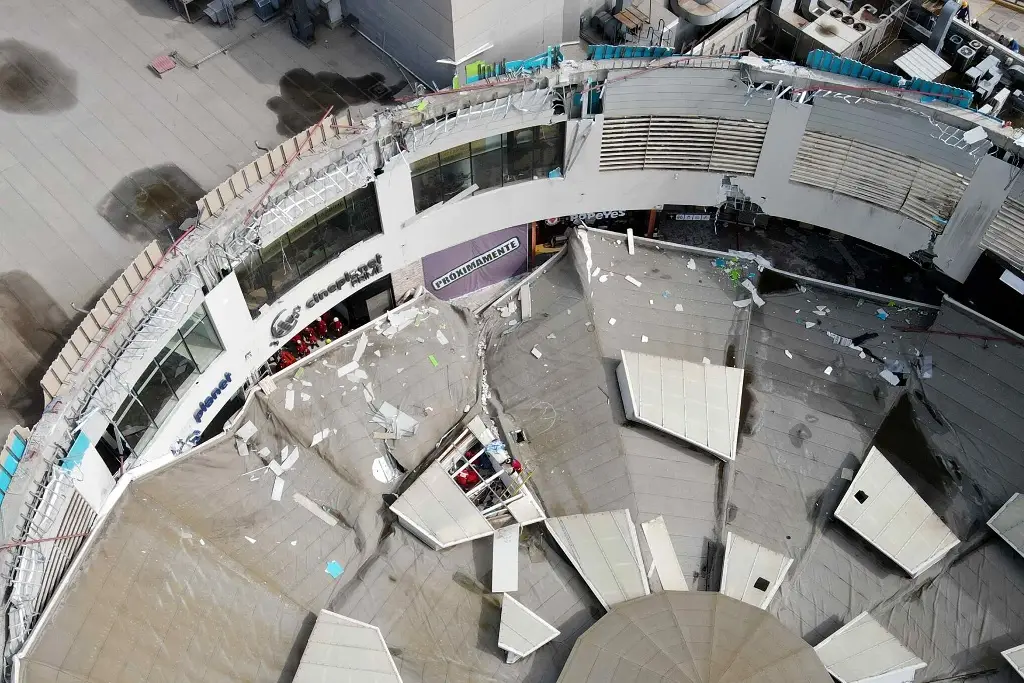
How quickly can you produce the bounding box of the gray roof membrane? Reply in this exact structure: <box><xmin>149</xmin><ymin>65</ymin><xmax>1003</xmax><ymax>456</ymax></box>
<box><xmin>19</xmin><ymin>237</ymin><xmax>1024</xmax><ymax>683</ymax></box>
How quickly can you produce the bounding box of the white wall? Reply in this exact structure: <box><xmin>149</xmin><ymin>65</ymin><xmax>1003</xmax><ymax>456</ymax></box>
<box><xmin>452</xmin><ymin>0</ymin><xmax>565</xmax><ymax>66</ymax></box>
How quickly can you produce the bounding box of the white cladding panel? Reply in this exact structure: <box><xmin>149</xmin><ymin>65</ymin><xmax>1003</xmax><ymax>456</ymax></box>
<box><xmin>498</xmin><ymin>594</ymin><xmax>560</xmax><ymax>659</ymax></box>
<box><xmin>721</xmin><ymin>532</ymin><xmax>792</xmax><ymax>609</ymax></box>
<box><xmin>390</xmin><ymin>461</ymin><xmax>494</xmax><ymax>548</ymax></box>
<box><xmin>814</xmin><ymin>612</ymin><xmax>925</xmax><ymax>683</ymax></box>
<box><xmin>545</xmin><ymin>510</ymin><xmax>650</xmax><ymax>608</ymax></box>
<box><xmin>619</xmin><ymin>350</ymin><xmax>743</xmax><ymax>461</ymax></box>
<box><xmin>989</xmin><ymin>493</ymin><xmax>1024</xmax><ymax>558</ymax></box>
<box><xmin>835</xmin><ymin>447</ymin><xmax>959</xmax><ymax>576</ymax></box>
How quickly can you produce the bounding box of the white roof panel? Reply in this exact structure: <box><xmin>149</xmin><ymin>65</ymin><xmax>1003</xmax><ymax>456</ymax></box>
<box><xmin>1003</xmin><ymin>643</ymin><xmax>1024</xmax><ymax>678</ymax></box>
<box><xmin>988</xmin><ymin>492</ymin><xmax>1024</xmax><ymax>558</ymax></box>
<box><xmin>814</xmin><ymin>612</ymin><xmax>925</xmax><ymax>683</ymax></box>
<box><xmin>498</xmin><ymin>594</ymin><xmax>560</xmax><ymax>661</ymax></box>
<box><xmin>293</xmin><ymin>610</ymin><xmax>403</xmax><ymax>683</ymax></box>
<box><xmin>545</xmin><ymin>510</ymin><xmax>650</xmax><ymax>608</ymax></box>
<box><xmin>390</xmin><ymin>461</ymin><xmax>494</xmax><ymax>549</ymax></box>
<box><xmin>641</xmin><ymin>515</ymin><xmax>689</xmax><ymax>591</ymax></box>
<box><xmin>618</xmin><ymin>350</ymin><xmax>743</xmax><ymax>461</ymax></box>
<box><xmin>835</xmin><ymin>447</ymin><xmax>959</xmax><ymax>577</ymax></box>
<box><xmin>492</xmin><ymin>524</ymin><xmax>520</xmax><ymax>593</ymax></box>
<box><xmin>721</xmin><ymin>532</ymin><xmax>792</xmax><ymax>609</ymax></box>
<box><xmin>894</xmin><ymin>44</ymin><xmax>951</xmax><ymax>82</ymax></box>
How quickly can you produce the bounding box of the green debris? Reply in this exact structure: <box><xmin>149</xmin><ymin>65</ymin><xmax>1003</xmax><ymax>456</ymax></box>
<box><xmin>428</xmin><ymin>354</ymin><xmax>439</xmax><ymax>367</ymax></box>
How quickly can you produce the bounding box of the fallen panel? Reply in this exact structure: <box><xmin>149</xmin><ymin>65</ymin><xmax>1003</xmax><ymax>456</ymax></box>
<box><xmin>988</xmin><ymin>493</ymin><xmax>1024</xmax><ymax>559</ymax></box>
<box><xmin>492</xmin><ymin>524</ymin><xmax>520</xmax><ymax>593</ymax></box>
<box><xmin>390</xmin><ymin>461</ymin><xmax>494</xmax><ymax>549</ymax></box>
<box><xmin>894</xmin><ymin>43</ymin><xmax>951</xmax><ymax>82</ymax></box>
<box><xmin>1004</xmin><ymin>643</ymin><xmax>1024</xmax><ymax>678</ymax></box>
<box><xmin>641</xmin><ymin>516</ymin><xmax>689</xmax><ymax>591</ymax></box>
<box><xmin>835</xmin><ymin>447</ymin><xmax>959</xmax><ymax>577</ymax></box>
<box><xmin>294</xmin><ymin>610</ymin><xmax>403</xmax><ymax>683</ymax></box>
<box><xmin>507</xmin><ymin>495</ymin><xmax>546</xmax><ymax>525</ymax></box>
<box><xmin>498</xmin><ymin>593</ymin><xmax>560</xmax><ymax>663</ymax></box>
<box><xmin>814</xmin><ymin>612</ymin><xmax>926</xmax><ymax>683</ymax></box>
<box><xmin>545</xmin><ymin>510</ymin><xmax>649</xmax><ymax>608</ymax></box>
<box><xmin>720</xmin><ymin>532</ymin><xmax>792</xmax><ymax>609</ymax></box>
<box><xmin>617</xmin><ymin>350</ymin><xmax>743</xmax><ymax>461</ymax></box>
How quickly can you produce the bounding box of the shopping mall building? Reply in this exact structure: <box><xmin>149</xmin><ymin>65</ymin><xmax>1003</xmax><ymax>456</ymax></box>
<box><xmin>4</xmin><ymin>49</ymin><xmax>1024</xmax><ymax>666</ymax></box>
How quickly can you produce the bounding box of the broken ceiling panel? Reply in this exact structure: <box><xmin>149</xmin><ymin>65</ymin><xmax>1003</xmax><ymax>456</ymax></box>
<box><xmin>498</xmin><ymin>594</ymin><xmax>560</xmax><ymax>663</ymax></box>
<box><xmin>294</xmin><ymin>610</ymin><xmax>403</xmax><ymax>683</ymax></box>
<box><xmin>617</xmin><ymin>350</ymin><xmax>743</xmax><ymax>461</ymax></box>
<box><xmin>545</xmin><ymin>510</ymin><xmax>649</xmax><ymax>608</ymax></box>
<box><xmin>390</xmin><ymin>461</ymin><xmax>494</xmax><ymax>549</ymax></box>
<box><xmin>814</xmin><ymin>612</ymin><xmax>926</xmax><ymax>683</ymax></box>
<box><xmin>835</xmin><ymin>447</ymin><xmax>959</xmax><ymax>577</ymax></box>
<box><xmin>988</xmin><ymin>493</ymin><xmax>1024</xmax><ymax>559</ymax></box>
<box><xmin>641</xmin><ymin>515</ymin><xmax>689</xmax><ymax>591</ymax></box>
<box><xmin>720</xmin><ymin>532</ymin><xmax>792</xmax><ymax>609</ymax></box>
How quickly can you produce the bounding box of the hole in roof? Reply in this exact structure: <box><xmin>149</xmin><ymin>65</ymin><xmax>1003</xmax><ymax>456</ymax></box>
<box><xmin>854</xmin><ymin>490</ymin><xmax>869</xmax><ymax>503</ymax></box>
<box><xmin>753</xmin><ymin>577</ymin><xmax>770</xmax><ymax>591</ymax></box>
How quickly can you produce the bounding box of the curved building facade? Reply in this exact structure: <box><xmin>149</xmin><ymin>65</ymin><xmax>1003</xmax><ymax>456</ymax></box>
<box><xmin>4</xmin><ymin>51</ymin><xmax>1024</xmax><ymax>668</ymax></box>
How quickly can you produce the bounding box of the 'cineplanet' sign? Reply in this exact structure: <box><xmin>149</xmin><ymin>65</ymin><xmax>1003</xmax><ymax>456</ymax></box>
<box><xmin>431</xmin><ymin>238</ymin><xmax>521</xmax><ymax>291</ymax></box>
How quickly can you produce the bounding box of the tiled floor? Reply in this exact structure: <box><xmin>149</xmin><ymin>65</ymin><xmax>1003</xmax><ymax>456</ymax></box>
<box><xmin>0</xmin><ymin>0</ymin><xmax>408</xmax><ymax>434</ymax></box>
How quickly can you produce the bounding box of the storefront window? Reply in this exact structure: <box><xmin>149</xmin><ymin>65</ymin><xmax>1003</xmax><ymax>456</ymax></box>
<box><xmin>236</xmin><ymin>184</ymin><xmax>384</xmax><ymax>315</ymax></box>
<box><xmin>410</xmin><ymin>123</ymin><xmax>565</xmax><ymax>213</ymax></box>
<box><xmin>111</xmin><ymin>307</ymin><xmax>224</xmax><ymax>454</ymax></box>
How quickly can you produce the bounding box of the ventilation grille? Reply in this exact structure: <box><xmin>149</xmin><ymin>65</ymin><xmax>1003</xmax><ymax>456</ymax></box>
<box><xmin>33</xmin><ymin>489</ymin><xmax>97</xmax><ymax>614</ymax></box>
<box><xmin>790</xmin><ymin>132</ymin><xmax>968</xmax><ymax>233</ymax></box>
<box><xmin>981</xmin><ymin>198</ymin><xmax>1024</xmax><ymax>269</ymax></box>
<box><xmin>600</xmin><ymin>116</ymin><xmax>768</xmax><ymax>175</ymax></box>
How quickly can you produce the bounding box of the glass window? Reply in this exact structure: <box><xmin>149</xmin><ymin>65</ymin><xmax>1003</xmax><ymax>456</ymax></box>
<box><xmin>472</xmin><ymin>149</ymin><xmax>503</xmax><ymax>191</ymax></box>
<box><xmin>158</xmin><ymin>339</ymin><xmax>199</xmax><ymax>397</ymax></box>
<box><xmin>181</xmin><ymin>312</ymin><xmax>221</xmax><ymax>372</ymax></box>
<box><xmin>412</xmin><ymin>168</ymin><xmax>443</xmax><ymax>212</ymax></box>
<box><xmin>287</xmin><ymin>220</ymin><xmax>328</xmax><ymax>276</ymax></box>
<box><xmin>471</xmin><ymin>135</ymin><xmax>502</xmax><ymax>154</ymax></box>
<box><xmin>115</xmin><ymin>397</ymin><xmax>155</xmax><ymax>451</ymax></box>
<box><xmin>438</xmin><ymin>143</ymin><xmax>471</xmax><ymax>165</ymax></box>
<box><xmin>440</xmin><ymin>156</ymin><xmax>472</xmax><ymax>199</ymax></box>
<box><xmin>133</xmin><ymin>361</ymin><xmax>176</xmax><ymax>427</ymax></box>
<box><xmin>410</xmin><ymin>155</ymin><xmax>439</xmax><ymax>175</ymax></box>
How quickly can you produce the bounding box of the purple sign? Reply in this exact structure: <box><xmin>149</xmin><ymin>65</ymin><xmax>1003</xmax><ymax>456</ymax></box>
<box><xmin>421</xmin><ymin>225</ymin><xmax>529</xmax><ymax>300</ymax></box>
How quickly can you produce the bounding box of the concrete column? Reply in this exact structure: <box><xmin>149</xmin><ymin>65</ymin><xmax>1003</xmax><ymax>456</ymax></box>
<box><xmin>750</xmin><ymin>98</ymin><xmax>813</xmax><ymax>203</ymax></box>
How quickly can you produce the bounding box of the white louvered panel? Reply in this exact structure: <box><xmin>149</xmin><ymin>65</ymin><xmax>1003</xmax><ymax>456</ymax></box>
<box><xmin>600</xmin><ymin>116</ymin><xmax>765</xmax><ymax>174</ymax></box>
<box><xmin>982</xmin><ymin>198</ymin><xmax>1024</xmax><ymax>269</ymax></box>
<box><xmin>790</xmin><ymin>132</ymin><xmax>849</xmax><ymax>189</ymax></box>
<box><xmin>834</xmin><ymin>143</ymin><xmax>914</xmax><ymax>212</ymax></box>
<box><xmin>33</xmin><ymin>490</ymin><xmax>97</xmax><ymax>614</ymax></box>
<box><xmin>710</xmin><ymin>120</ymin><xmax>767</xmax><ymax>175</ymax></box>
<box><xmin>901</xmin><ymin>162</ymin><xmax>968</xmax><ymax>233</ymax></box>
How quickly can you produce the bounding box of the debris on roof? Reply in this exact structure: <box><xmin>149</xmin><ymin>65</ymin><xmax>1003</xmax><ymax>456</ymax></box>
<box><xmin>498</xmin><ymin>594</ymin><xmax>560</xmax><ymax>664</ymax></box>
<box><xmin>721</xmin><ymin>532</ymin><xmax>793</xmax><ymax>609</ymax></box>
<box><xmin>814</xmin><ymin>611</ymin><xmax>926</xmax><ymax>683</ymax></box>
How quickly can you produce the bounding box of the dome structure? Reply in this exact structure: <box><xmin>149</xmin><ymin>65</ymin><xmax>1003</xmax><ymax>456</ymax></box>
<box><xmin>556</xmin><ymin>592</ymin><xmax>832</xmax><ymax>683</ymax></box>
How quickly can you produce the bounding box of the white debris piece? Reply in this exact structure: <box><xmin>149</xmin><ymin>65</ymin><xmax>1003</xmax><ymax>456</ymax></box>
<box><xmin>235</xmin><ymin>440</ymin><xmax>249</xmax><ymax>458</ymax></box>
<box><xmin>805</xmin><ymin>321</ymin><xmax>816</xmax><ymax>329</ymax></box>
<box><xmin>702</xmin><ymin>357</ymin><xmax>711</xmax><ymax>365</ymax></box>
<box><xmin>733</xmin><ymin>299</ymin><xmax>752</xmax><ymax>308</ymax></box>
<box><xmin>627</xmin><ymin>228</ymin><xmax>635</xmax><ymax>254</ymax></box>
<box><xmin>674</xmin><ymin>304</ymin><xmax>684</xmax><ymax>312</ymax></box>
<box><xmin>373</xmin><ymin>402</ymin><xmax>420</xmax><ymax>437</ymax></box>
<box><xmin>519</xmin><ymin>284</ymin><xmax>532</xmax><ymax>320</ymax></box>
<box><xmin>546</xmin><ymin>333</ymin><xmax>556</xmax><ymax>339</ymax></box>
<box><xmin>300</xmin><ymin>393</ymin><xmax>311</xmax><ymax>402</ymax></box>
<box><xmin>625</xmin><ymin>275</ymin><xmax>642</xmax><ymax>287</ymax></box>
<box><xmin>245</xmin><ymin>536</ymin><xmax>257</xmax><ymax>544</ymax></box>
<box><xmin>740</xmin><ymin>279</ymin><xmax>765</xmax><ymax>307</ymax></box>
<box><xmin>374</xmin><ymin>350</ymin><xmax>381</xmax><ymax>357</ymax></box>
<box><xmin>436</xmin><ymin>329</ymin><xmax>449</xmax><ymax>345</ymax></box>
<box><xmin>599</xmin><ymin>274</ymin><xmax>609</xmax><ymax>283</ymax></box>
<box><xmin>310</xmin><ymin>428</ymin><xmax>330</xmax><ymax>447</ymax></box>
<box><xmin>292</xmin><ymin>492</ymin><xmax>339</xmax><ymax>526</ymax></box>
<box><xmin>641</xmin><ymin>335</ymin><xmax>649</xmax><ymax>343</ymax></box>
<box><xmin>281</xmin><ymin>447</ymin><xmax>300</xmax><ymax>471</ymax></box>
<box><xmin>257</xmin><ymin>447</ymin><xmax>271</xmax><ymax>458</ymax></box>
<box><xmin>815</xmin><ymin>305</ymin><xmax>829</xmax><ymax>315</ymax></box>
<box><xmin>499</xmin><ymin>300</ymin><xmax>518</xmax><ymax>318</ymax></box>
<box><xmin>531</xmin><ymin>346</ymin><xmax>543</xmax><ymax>359</ymax></box>
<box><xmin>346</xmin><ymin>369</ymin><xmax>369</xmax><ymax>382</ymax></box>
<box><xmin>785</xmin><ymin>350</ymin><xmax>793</xmax><ymax>359</ymax></box>
<box><xmin>271</xmin><ymin>477</ymin><xmax>285</xmax><ymax>501</ymax></box>
<box><xmin>269</xmin><ymin>460</ymin><xmax>284</xmax><ymax>476</ymax></box>
<box><xmin>236</xmin><ymin>421</ymin><xmax>258</xmax><ymax>442</ymax></box>
<box><xmin>592</xmin><ymin>267</ymin><xmax>601</xmax><ymax>277</ymax></box>
<box><xmin>578</xmin><ymin>229</ymin><xmax>593</xmax><ymax>281</ymax></box>
<box><xmin>258</xmin><ymin>377</ymin><xmax>277</xmax><ymax>394</ymax></box>
<box><xmin>300</xmin><ymin>380</ymin><xmax>312</xmax><ymax>387</ymax></box>
<box><xmin>285</xmin><ymin>390</ymin><xmax>295</xmax><ymax>411</ymax></box>
<box><xmin>608</xmin><ymin>318</ymin><xmax>617</xmax><ymax>326</ymax></box>
<box><xmin>337</xmin><ymin>360</ymin><xmax>359</xmax><ymax>377</ymax></box>
<box><xmin>687</xmin><ymin>258</ymin><xmax>696</xmax><ymax>270</ymax></box>
<box><xmin>824</xmin><ymin>366</ymin><xmax>833</xmax><ymax>376</ymax></box>
<box><xmin>353</xmin><ymin>332</ymin><xmax>368</xmax><ymax>362</ymax></box>
<box><xmin>879</xmin><ymin>369</ymin><xmax>901</xmax><ymax>386</ymax></box>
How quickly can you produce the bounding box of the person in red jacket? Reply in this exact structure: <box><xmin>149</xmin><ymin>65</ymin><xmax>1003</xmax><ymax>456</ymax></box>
<box><xmin>294</xmin><ymin>336</ymin><xmax>310</xmax><ymax>357</ymax></box>
<box><xmin>315</xmin><ymin>315</ymin><xmax>329</xmax><ymax>338</ymax></box>
<box><xmin>303</xmin><ymin>325</ymin><xmax>320</xmax><ymax>345</ymax></box>
<box><xmin>329</xmin><ymin>316</ymin><xmax>344</xmax><ymax>336</ymax></box>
